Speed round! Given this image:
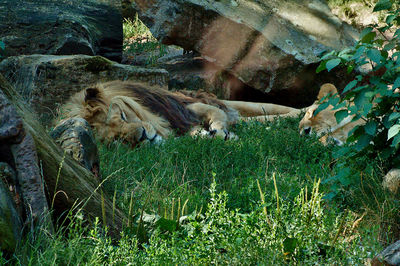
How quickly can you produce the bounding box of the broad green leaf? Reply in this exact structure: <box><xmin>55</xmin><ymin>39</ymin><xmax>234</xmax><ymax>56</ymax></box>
<box><xmin>332</xmin><ymin>101</ymin><xmax>347</xmax><ymax>110</ymax></box>
<box><xmin>354</xmin><ymin>91</ymin><xmax>367</xmax><ymax>110</ymax></box>
<box><xmin>389</xmin><ymin>112</ymin><xmax>400</xmax><ymax>121</ymax></box>
<box><xmin>348</xmin><ymin>105</ymin><xmax>358</xmax><ymax>115</ymax></box>
<box><xmin>364</xmin><ymin>91</ymin><xmax>376</xmax><ymax>99</ymax></box>
<box><xmin>383</xmin><ymin>116</ymin><xmax>392</xmax><ymax>129</ymax></box>
<box><xmin>320</xmin><ymin>50</ymin><xmax>336</xmax><ymax>60</ymax></box>
<box><xmin>367</xmin><ymin>48</ymin><xmax>382</xmax><ymax>64</ymax></box>
<box><xmin>364</xmin><ymin>121</ymin><xmax>377</xmax><ymax>135</ymax></box>
<box><xmin>360</xmin><ymin>27</ymin><xmax>373</xmax><ymax>39</ymax></box>
<box><xmin>356</xmin><ymin>134</ymin><xmax>372</xmax><ymax>151</ymax></box>
<box><xmin>361</xmin><ymin>32</ymin><xmax>376</xmax><ymax>44</ymax></box>
<box><xmin>328</xmin><ymin>96</ymin><xmax>340</xmax><ymax>106</ymax></box>
<box><xmin>336</xmin><ymin>167</ymin><xmax>352</xmax><ymax>186</ymax></box>
<box><xmin>386</xmin><ymin>14</ymin><xmax>396</xmax><ymax>24</ymax></box>
<box><xmin>373</xmin><ymin>0</ymin><xmax>393</xmax><ymax>12</ymax></box>
<box><xmin>314</xmin><ymin>102</ymin><xmax>330</xmax><ymax>116</ymax></box>
<box><xmin>394</xmin><ymin>76</ymin><xmax>400</xmax><ymax>90</ymax></box>
<box><xmin>383</xmin><ymin>41</ymin><xmax>396</xmax><ymax>51</ymax></box>
<box><xmin>388</xmin><ymin>124</ymin><xmax>400</xmax><ymax>140</ymax></box>
<box><xmin>352</xmin><ymin>46</ymin><xmax>366</xmax><ymax>60</ymax></box>
<box><xmin>349</xmin><ymin>125</ymin><xmax>362</xmax><ymax>136</ymax></box>
<box><xmin>316</xmin><ymin>61</ymin><xmax>327</xmax><ymax>73</ymax></box>
<box><xmin>0</xmin><ymin>41</ymin><xmax>4</xmax><ymax>50</ymax></box>
<box><xmin>343</xmin><ymin>80</ymin><xmax>358</xmax><ymax>93</ymax></box>
<box><xmin>362</xmin><ymin>102</ymin><xmax>373</xmax><ymax>116</ymax></box>
<box><xmin>335</xmin><ymin>110</ymin><xmax>349</xmax><ymax>124</ymax></box>
<box><xmin>326</xmin><ymin>59</ymin><xmax>341</xmax><ymax>72</ymax></box>
<box><xmin>394</xmin><ymin>29</ymin><xmax>400</xmax><ymax>38</ymax></box>
<box><xmin>347</xmin><ymin>64</ymin><xmax>355</xmax><ymax>74</ymax></box>
<box><xmin>392</xmin><ymin>133</ymin><xmax>400</xmax><ymax>147</ymax></box>
<box><xmin>338</xmin><ymin>48</ymin><xmax>352</xmax><ymax>57</ymax></box>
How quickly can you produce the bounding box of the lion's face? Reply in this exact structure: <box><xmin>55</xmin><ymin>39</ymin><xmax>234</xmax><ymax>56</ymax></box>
<box><xmin>299</xmin><ymin>104</ymin><xmax>337</xmax><ymax>137</ymax></box>
<box><xmin>299</xmin><ymin>83</ymin><xmax>344</xmax><ymax>145</ymax></box>
<box><xmin>81</xmin><ymin>87</ymin><xmax>164</xmax><ymax>147</ymax></box>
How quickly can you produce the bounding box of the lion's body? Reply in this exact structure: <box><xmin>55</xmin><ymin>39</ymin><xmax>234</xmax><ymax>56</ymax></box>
<box><xmin>62</xmin><ymin>80</ymin><xmax>301</xmax><ymax>146</ymax></box>
<box><xmin>299</xmin><ymin>83</ymin><xmax>364</xmax><ymax>145</ymax></box>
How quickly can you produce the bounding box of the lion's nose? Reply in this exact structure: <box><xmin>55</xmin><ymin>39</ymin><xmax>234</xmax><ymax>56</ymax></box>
<box><xmin>303</xmin><ymin>127</ymin><xmax>311</xmax><ymax>135</ymax></box>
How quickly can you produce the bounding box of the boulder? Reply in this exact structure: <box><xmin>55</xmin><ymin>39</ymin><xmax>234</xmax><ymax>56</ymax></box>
<box><xmin>383</xmin><ymin>169</ymin><xmax>400</xmax><ymax>194</ymax></box>
<box><xmin>0</xmin><ymin>54</ymin><xmax>169</xmax><ymax>122</ymax></box>
<box><xmin>331</xmin><ymin>2</ymin><xmax>379</xmax><ymax>29</ymax></box>
<box><xmin>372</xmin><ymin>240</ymin><xmax>400</xmax><ymax>266</ymax></box>
<box><xmin>0</xmin><ymin>0</ymin><xmax>122</xmax><ymax>61</ymax></box>
<box><xmin>135</xmin><ymin>0</ymin><xmax>359</xmax><ymax>106</ymax></box>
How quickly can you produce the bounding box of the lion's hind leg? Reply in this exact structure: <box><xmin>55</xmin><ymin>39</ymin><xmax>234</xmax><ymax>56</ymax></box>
<box><xmin>222</xmin><ymin>100</ymin><xmax>302</xmax><ymax>120</ymax></box>
<box><xmin>240</xmin><ymin>112</ymin><xmax>302</xmax><ymax>122</ymax></box>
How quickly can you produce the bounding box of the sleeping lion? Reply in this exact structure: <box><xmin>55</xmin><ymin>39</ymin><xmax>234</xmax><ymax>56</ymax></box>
<box><xmin>61</xmin><ymin>80</ymin><xmax>301</xmax><ymax>147</ymax></box>
<box><xmin>298</xmin><ymin>83</ymin><xmax>364</xmax><ymax>146</ymax></box>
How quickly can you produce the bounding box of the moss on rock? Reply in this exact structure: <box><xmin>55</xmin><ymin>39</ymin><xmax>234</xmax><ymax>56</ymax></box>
<box><xmin>84</xmin><ymin>56</ymin><xmax>113</xmax><ymax>73</ymax></box>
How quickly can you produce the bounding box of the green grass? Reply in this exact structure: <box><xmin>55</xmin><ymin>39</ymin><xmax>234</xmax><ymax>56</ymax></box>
<box><xmin>99</xmin><ymin>118</ymin><xmax>334</xmax><ymax>215</ymax></box>
<box><xmin>4</xmin><ymin>117</ymin><xmax>388</xmax><ymax>264</ymax></box>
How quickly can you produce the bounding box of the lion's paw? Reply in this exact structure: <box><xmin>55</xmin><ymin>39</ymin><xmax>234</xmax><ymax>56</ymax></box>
<box><xmin>209</xmin><ymin>129</ymin><xmax>238</xmax><ymax>141</ymax></box>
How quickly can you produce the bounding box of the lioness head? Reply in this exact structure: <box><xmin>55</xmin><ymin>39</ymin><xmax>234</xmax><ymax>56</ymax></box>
<box><xmin>299</xmin><ymin>83</ymin><xmax>343</xmax><ymax>145</ymax></box>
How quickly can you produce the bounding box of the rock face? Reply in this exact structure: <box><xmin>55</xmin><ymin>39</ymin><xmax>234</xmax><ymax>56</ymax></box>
<box><xmin>0</xmin><ymin>54</ymin><xmax>169</xmax><ymax>122</ymax></box>
<box><xmin>0</xmin><ymin>0</ymin><xmax>123</xmax><ymax>61</ymax></box>
<box><xmin>135</xmin><ymin>0</ymin><xmax>358</xmax><ymax>106</ymax></box>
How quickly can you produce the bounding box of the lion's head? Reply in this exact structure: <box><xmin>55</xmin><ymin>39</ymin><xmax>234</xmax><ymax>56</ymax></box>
<box><xmin>299</xmin><ymin>83</ymin><xmax>350</xmax><ymax>145</ymax></box>
<box><xmin>62</xmin><ymin>82</ymin><xmax>171</xmax><ymax>147</ymax></box>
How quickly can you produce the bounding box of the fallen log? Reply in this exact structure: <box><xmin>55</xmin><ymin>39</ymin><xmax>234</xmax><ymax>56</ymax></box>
<box><xmin>0</xmin><ymin>74</ymin><xmax>127</xmax><ymax>237</ymax></box>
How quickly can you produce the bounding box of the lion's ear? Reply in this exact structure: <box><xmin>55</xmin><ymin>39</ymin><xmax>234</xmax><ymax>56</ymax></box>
<box><xmin>317</xmin><ymin>83</ymin><xmax>338</xmax><ymax>101</ymax></box>
<box><xmin>306</xmin><ymin>106</ymin><xmax>317</xmax><ymax>119</ymax></box>
<box><xmin>84</xmin><ymin>87</ymin><xmax>100</xmax><ymax>102</ymax></box>
<box><xmin>306</xmin><ymin>108</ymin><xmax>314</xmax><ymax>119</ymax></box>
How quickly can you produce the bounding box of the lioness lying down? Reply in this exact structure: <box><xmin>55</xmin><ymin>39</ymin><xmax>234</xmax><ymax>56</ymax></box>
<box><xmin>298</xmin><ymin>83</ymin><xmax>365</xmax><ymax>146</ymax></box>
<box><xmin>299</xmin><ymin>83</ymin><xmax>400</xmax><ymax>193</ymax></box>
<box><xmin>61</xmin><ymin>80</ymin><xmax>301</xmax><ymax>147</ymax></box>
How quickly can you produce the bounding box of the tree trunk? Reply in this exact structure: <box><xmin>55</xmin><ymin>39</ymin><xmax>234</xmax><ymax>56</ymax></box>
<box><xmin>0</xmin><ymin>74</ymin><xmax>127</xmax><ymax>236</ymax></box>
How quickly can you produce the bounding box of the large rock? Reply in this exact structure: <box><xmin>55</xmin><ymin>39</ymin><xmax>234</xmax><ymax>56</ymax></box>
<box><xmin>372</xmin><ymin>240</ymin><xmax>400</xmax><ymax>266</ymax></box>
<box><xmin>383</xmin><ymin>169</ymin><xmax>400</xmax><ymax>194</ymax></box>
<box><xmin>0</xmin><ymin>0</ymin><xmax>123</xmax><ymax>61</ymax></box>
<box><xmin>135</xmin><ymin>0</ymin><xmax>359</xmax><ymax>106</ymax></box>
<box><xmin>0</xmin><ymin>54</ymin><xmax>169</xmax><ymax>122</ymax></box>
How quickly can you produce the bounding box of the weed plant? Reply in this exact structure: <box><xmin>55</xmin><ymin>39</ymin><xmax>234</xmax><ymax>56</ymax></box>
<box><xmin>10</xmin><ymin>180</ymin><xmax>378</xmax><ymax>265</ymax></box>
